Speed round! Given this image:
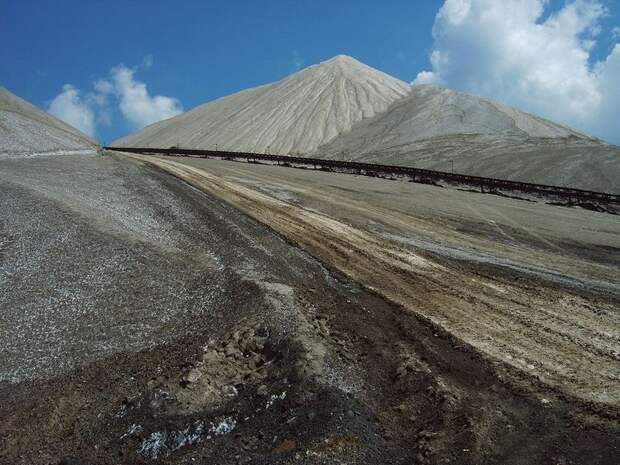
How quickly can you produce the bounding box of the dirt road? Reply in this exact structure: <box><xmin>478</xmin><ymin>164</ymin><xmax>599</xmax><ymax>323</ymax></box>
<box><xmin>130</xmin><ymin>153</ymin><xmax>620</xmax><ymax>408</ymax></box>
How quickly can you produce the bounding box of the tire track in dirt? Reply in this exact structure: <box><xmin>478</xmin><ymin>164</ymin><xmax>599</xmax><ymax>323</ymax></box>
<box><xmin>116</xmin><ymin>151</ymin><xmax>620</xmax><ymax>409</ymax></box>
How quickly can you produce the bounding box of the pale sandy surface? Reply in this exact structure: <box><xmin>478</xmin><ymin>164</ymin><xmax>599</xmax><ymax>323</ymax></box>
<box><xmin>140</xmin><ymin>153</ymin><xmax>620</xmax><ymax>407</ymax></box>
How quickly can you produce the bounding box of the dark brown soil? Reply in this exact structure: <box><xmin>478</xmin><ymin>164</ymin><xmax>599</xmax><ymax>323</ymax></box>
<box><xmin>2</xmin><ymin>264</ymin><xmax>620</xmax><ymax>465</ymax></box>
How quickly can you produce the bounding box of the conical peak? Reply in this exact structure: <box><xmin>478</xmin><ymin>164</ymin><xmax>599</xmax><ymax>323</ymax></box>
<box><xmin>324</xmin><ymin>54</ymin><xmax>357</xmax><ymax>64</ymax></box>
<box><xmin>114</xmin><ymin>54</ymin><xmax>411</xmax><ymax>154</ymax></box>
<box><xmin>298</xmin><ymin>54</ymin><xmax>405</xmax><ymax>85</ymax></box>
<box><xmin>318</xmin><ymin>54</ymin><xmax>366</xmax><ymax>71</ymax></box>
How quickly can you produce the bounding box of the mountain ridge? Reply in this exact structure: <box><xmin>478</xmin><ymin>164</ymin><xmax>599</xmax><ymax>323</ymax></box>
<box><xmin>113</xmin><ymin>55</ymin><xmax>411</xmax><ymax>154</ymax></box>
<box><xmin>112</xmin><ymin>55</ymin><xmax>620</xmax><ymax>192</ymax></box>
<box><xmin>314</xmin><ymin>82</ymin><xmax>620</xmax><ymax>193</ymax></box>
<box><xmin>0</xmin><ymin>87</ymin><xmax>96</xmax><ymax>155</ymax></box>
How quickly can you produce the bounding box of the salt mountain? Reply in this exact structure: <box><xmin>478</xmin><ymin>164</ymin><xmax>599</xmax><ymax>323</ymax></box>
<box><xmin>113</xmin><ymin>55</ymin><xmax>620</xmax><ymax>193</ymax></box>
<box><xmin>0</xmin><ymin>87</ymin><xmax>96</xmax><ymax>156</ymax></box>
<box><xmin>113</xmin><ymin>55</ymin><xmax>411</xmax><ymax>154</ymax></box>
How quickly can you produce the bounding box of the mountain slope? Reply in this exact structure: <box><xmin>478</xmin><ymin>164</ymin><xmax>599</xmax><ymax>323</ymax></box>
<box><xmin>0</xmin><ymin>87</ymin><xmax>96</xmax><ymax>155</ymax></box>
<box><xmin>112</xmin><ymin>55</ymin><xmax>411</xmax><ymax>154</ymax></box>
<box><xmin>316</xmin><ymin>85</ymin><xmax>620</xmax><ymax>193</ymax></box>
<box><xmin>113</xmin><ymin>58</ymin><xmax>619</xmax><ymax>193</ymax></box>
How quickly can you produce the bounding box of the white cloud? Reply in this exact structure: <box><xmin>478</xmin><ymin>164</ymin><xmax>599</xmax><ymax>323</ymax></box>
<box><xmin>92</xmin><ymin>79</ymin><xmax>113</xmax><ymax>125</ymax></box>
<box><xmin>104</xmin><ymin>65</ymin><xmax>183</xmax><ymax>129</ymax></box>
<box><xmin>414</xmin><ymin>70</ymin><xmax>437</xmax><ymax>84</ymax></box>
<box><xmin>48</xmin><ymin>84</ymin><xmax>96</xmax><ymax>137</ymax></box>
<box><xmin>415</xmin><ymin>0</ymin><xmax>620</xmax><ymax>144</ymax></box>
<box><xmin>48</xmin><ymin>60</ymin><xmax>182</xmax><ymax>137</ymax></box>
<box><xmin>94</xmin><ymin>79</ymin><xmax>113</xmax><ymax>95</ymax></box>
<box><xmin>592</xmin><ymin>44</ymin><xmax>620</xmax><ymax>140</ymax></box>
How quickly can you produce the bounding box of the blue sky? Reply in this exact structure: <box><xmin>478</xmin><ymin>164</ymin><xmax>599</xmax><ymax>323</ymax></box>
<box><xmin>1</xmin><ymin>0</ymin><xmax>619</xmax><ymax>144</ymax></box>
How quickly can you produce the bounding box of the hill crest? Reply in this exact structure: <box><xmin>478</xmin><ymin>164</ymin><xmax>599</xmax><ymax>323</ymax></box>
<box><xmin>0</xmin><ymin>87</ymin><xmax>96</xmax><ymax>155</ymax></box>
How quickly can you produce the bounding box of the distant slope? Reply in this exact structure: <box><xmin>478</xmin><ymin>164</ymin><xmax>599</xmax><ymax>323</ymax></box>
<box><xmin>113</xmin><ymin>59</ymin><xmax>619</xmax><ymax>193</ymax></box>
<box><xmin>113</xmin><ymin>55</ymin><xmax>411</xmax><ymax>154</ymax></box>
<box><xmin>316</xmin><ymin>85</ymin><xmax>620</xmax><ymax>193</ymax></box>
<box><xmin>0</xmin><ymin>87</ymin><xmax>96</xmax><ymax>155</ymax></box>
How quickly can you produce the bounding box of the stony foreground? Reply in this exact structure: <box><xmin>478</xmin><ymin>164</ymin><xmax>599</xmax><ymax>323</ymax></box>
<box><xmin>1</xmin><ymin>153</ymin><xmax>619</xmax><ymax>464</ymax></box>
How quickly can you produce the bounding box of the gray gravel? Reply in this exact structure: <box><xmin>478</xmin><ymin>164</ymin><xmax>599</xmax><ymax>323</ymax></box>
<box><xmin>0</xmin><ymin>153</ymin><xmax>331</xmax><ymax>382</ymax></box>
<box><xmin>3</xmin><ymin>153</ymin><xmax>620</xmax><ymax>465</ymax></box>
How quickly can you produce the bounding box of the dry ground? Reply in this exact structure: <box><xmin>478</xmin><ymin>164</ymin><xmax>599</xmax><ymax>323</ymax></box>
<box><xmin>140</xmin><ymin>153</ymin><xmax>620</xmax><ymax>408</ymax></box>
<box><xmin>1</xmin><ymin>151</ymin><xmax>619</xmax><ymax>464</ymax></box>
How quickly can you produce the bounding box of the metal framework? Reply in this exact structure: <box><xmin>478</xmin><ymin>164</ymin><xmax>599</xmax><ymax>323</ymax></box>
<box><xmin>105</xmin><ymin>146</ymin><xmax>620</xmax><ymax>205</ymax></box>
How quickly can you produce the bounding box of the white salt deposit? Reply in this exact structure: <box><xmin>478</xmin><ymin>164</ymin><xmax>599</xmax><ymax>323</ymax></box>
<box><xmin>317</xmin><ymin>84</ymin><xmax>593</xmax><ymax>154</ymax></box>
<box><xmin>112</xmin><ymin>55</ymin><xmax>411</xmax><ymax>154</ymax></box>
<box><xmin>265</xmin><ymin>391</ymin><xmax>287</xmax><ymax>409</ymax></box>
<box><xmin>112</xmin><ymin>56</ymin><xmax>620</xmax><ymax>192</ymax></box>
<box><xmin>137</xmin><ymin>416</ymin><xmax>236</xmax><ymax>459</ymax></box>
<box><xmin>316</xmin><ymin>84</ymin><xmax>620</xmax><ymax>192</ymax></box>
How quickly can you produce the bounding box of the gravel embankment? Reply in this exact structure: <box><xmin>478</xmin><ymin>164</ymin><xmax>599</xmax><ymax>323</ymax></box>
<box><xmin>1</xmin><ymin>152</ymin><xmax>619</xmax><ymax>465</ymax></box>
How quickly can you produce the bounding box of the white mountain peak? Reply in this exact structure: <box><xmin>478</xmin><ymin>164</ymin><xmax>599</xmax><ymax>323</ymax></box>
<box><xmin>113</xmin><ymin>55</ymin><xmax>411</xmax><ymax>154</ymax></box>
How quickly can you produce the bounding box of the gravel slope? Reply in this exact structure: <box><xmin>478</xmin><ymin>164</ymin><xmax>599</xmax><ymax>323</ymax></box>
<box><xmin>130</xmin><ymin>153</ymin><xmax>620</xmax><ymax>408</ymax></box>
<box><xmin>169</xmin><ymin>156</ymin><xmax>620</xmax><ymax>294</ymax></box>
<box><xmin>0</xmin><ymin>87</ymin><xmax>96</xmax><ymax>156</ymax></box>
<box><xmin>2</xmin><ymin>152</ymin><xmax>619</xmax><ymax>464</ymax></box>
<box><xmin>112</xmin><ymin>55</ymin><xmax>411</xmax><ymax>154</ymax></box>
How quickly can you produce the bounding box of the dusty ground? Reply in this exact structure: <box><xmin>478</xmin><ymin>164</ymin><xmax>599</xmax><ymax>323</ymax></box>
<box><xmin>1</xmin><ymin>152</ymin><xmax>619</xmax><ymax>464</ymax></box>
<box><xmin>140</xmin><ymin>154</ymin><xmax>620</xmax><ymax>406</ymax></box>
<box><xmin>163</xmin><ymin>155</ymin><xmax>620</xmax><ymax>293</ymax></box>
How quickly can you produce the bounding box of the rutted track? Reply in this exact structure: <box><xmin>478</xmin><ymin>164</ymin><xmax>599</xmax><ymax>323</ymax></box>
<box><xmin>2</xmin><ymin>152</ymin><xmax>620</xmax><ymax>464</ymax></box>
<box><xmin>115</xmin><ymin>151</ymin><xmax>620</xmax><ymax>409</ymax></box>
<box><xmin>107</xmin><ymin>146</ymin><xmax>620</xmax><ymax>205</ymax></box>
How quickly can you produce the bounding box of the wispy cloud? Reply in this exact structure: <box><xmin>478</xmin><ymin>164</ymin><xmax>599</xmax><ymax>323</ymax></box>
<box><xmin>142</xmin><ymin>54</ymin><xmax>153</xmax><ymax>69</ymax></box>
<box><xmin>47</xmin><ymin>59</ymin><xmax>182</xmax><ymax>138</ymax></box>
<box><xmin>292</xmin><ymin>50</ymin><xmax>304</xmax><ymax>70</ymax></box>
<box><xmin>414</xmin><ymin>0</ymin><xmax>620</xmax><ymax>143</ymax></box>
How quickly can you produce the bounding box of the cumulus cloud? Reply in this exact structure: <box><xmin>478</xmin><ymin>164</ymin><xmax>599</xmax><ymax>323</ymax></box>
<box><xmin>92</xmin><ymin>79</ymin><xmax>113</xmax><ymax>125</ymax></box>
<box><xmin>592</xmin><ymin>44</ymin><xmax>620</xmax><ymax>139</ymax></box>
<box><xmin>415</xmin><ymin>0</ymin><xmax>620</xmax><ymax>143</ymax></box>
<box><xmin>48</xmin><ymin>85</ymin><xmax>96</xmax><ymax>137</ymax></box>
<box><xmin>48</xmin><ymin>61</ymin><xmax>182</xmax><ymax>138</ymax></box>
<box><xmin>98</xmin><ymin>65</ymin><xmax>183</xmax><ymax>129</ymax></box>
